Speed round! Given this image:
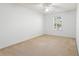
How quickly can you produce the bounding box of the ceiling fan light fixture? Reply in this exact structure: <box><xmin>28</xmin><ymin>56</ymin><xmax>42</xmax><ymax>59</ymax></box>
<box><xmin>45</xmin><ymin>8</ymin><xmax>49</xmax><ymax>12</ymax></box>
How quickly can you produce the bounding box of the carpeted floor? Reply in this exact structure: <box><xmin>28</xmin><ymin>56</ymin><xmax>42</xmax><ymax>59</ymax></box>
<box><xmin>0</xmin><ymin>35</ymin><xmax>78</xmax><ymax>56</ymax></box>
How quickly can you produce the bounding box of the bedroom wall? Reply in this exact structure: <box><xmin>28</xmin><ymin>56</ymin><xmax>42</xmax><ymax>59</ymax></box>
<box><xmin>76</xmin><ymin>4</ymin><xmax>79</xmax><ymax>53</ymax></box>
<box><xmin>44</xmin><ymin>10</ymin><xmax>76</xmax><ymax>38</ymax></box>
<box><xmin>0</xmin><ymin>4</ymin><xmax>43</xmax><ymax>49</ymax></box>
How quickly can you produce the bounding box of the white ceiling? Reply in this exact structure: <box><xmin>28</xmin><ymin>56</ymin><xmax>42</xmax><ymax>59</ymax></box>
<box><xmin>18</xmin><ymin>3</ymin><xmax>77</xmax><ymax>14</ymax></box>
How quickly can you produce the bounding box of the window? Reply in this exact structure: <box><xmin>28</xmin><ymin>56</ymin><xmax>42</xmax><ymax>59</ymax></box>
<box><xmin>53</xmin><ymin>16</ymin><xmax>63</xmax><ymax>31</ymax></box>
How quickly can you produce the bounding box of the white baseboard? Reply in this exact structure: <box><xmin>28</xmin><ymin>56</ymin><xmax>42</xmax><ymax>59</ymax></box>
<box><xmin>44</xmin><ymin>34</ymin><xmax>75</xmax><ymax>39</ymax></box>
<box><xmin>0</xmin><ymin>34</ymin><xmax>43</xmax><ymax>49</ymax></box>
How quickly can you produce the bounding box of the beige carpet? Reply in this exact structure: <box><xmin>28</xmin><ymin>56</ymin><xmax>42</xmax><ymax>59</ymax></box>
<box><xmin>0</xmin><ymin>35</ymin><xmax>78</xmax><ymax>56</ymax></box>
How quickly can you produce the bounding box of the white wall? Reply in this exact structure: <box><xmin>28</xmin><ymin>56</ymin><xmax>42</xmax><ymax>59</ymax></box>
<box><xmin>44</xmin><ymin>10</ymin><xmax>76</xmax><ymax>38</ymax></box>
<box><xmin>76</xmin><ymin>4</ymin><xmax>79</xmax><ymax>53</ymax></box>
<box><xmin>0</xmin><ymin>4</ymin><xmax>43</xmax><ymax>49</ymax></box>
<box><xmin>0</xmin><ymin>4</ymin><xmax>76</xmax><ymax>49</ymax></box>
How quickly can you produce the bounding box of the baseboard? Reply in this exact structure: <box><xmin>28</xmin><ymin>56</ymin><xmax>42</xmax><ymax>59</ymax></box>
<box><xmin>0</xmin><ymin>34</ymin><xmax>43</xmax><ymax>50</ymax></box>
<box><xmin>44</xmin><ymin>34</ymin><xmax>75</xmax><ymax>39</ymax></box>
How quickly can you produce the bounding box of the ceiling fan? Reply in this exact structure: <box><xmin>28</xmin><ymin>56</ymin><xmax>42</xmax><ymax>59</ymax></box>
<box><xmin>39</xmin><ymin>3</ymin><xmax>63</xmax><ymax>13</ymax></box>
